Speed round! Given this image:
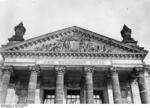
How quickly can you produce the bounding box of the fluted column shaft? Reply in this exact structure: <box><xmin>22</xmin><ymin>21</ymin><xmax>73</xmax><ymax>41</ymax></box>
<box><xmin>110</xmin><ymin>67</ymin><xmax>122</xmax><ymax>104</ymax></box>
<box><xmin>80</xmin><ymin>76</ymin><xmax>85</xmax><ymax>104</ymax></box>
<box><xmin>0</xmin><ymin>67</ymin><xmax>2</xmax><ymax>84</ymax></box>
<box><xmin>55</xmin><ymin>66</ymin><xmax>65</xmax><ymax>104</ymax></box>
<box><xmin>105</xmin><ymin>77</ymin><xmax>114</xmax><ymax>104</ymax></box>
<box><xmin>130</xmin><ymin>78</ymin><xmax>141</xmax><ymax>103</ymax></box>
<box><xmin>84</xmin><ymin>66</ymin><xmax>94</xmax><ymax>104</ymax></box>
<box><xmin>27</xmin><ymin>65</ymin><xmax>39</xmax><ymax>104</ymax></box>
<box><xmin>0</xmin><ymin>67</ymin><xmax>3</xmax><ymax>94</ymax></box>
<box><xmin>136</xmin><ymin>67</ymin><xmax>150</xmax><ymax>104</ymax></box>
<box><xmin>0</xmin><ymin>66</ymin><xmax>13</xmax><ymax>104</ymax></box>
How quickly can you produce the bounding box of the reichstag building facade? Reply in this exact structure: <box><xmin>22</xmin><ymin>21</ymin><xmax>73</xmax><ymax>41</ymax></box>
<box><xmin>0</xmin><ymin>22</ymin><xmax>150</xmax><ymax>104</ymax></box>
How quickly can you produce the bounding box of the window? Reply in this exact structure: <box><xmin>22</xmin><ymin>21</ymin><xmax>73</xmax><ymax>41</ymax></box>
<box><xmin>94</xmin><ymin>90</ymin><xmax>103</xmax><ymax>104</ymax></box>
<box><xmin>43</xmin><ymin>90</ymin><xmax>55</xmax><ymax>104</ymax></box>
<box><xmin>67</xmin><ymin>90</ymin><xmax>80</xmax><ymax>104</ymax></box>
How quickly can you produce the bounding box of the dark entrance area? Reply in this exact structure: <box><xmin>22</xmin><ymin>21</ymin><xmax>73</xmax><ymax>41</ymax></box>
<box><xmin>94</xmin><ymin>90</ymin><xmax>104</xmax><ymax>104</ymax></box>
<box><xmin>67</xmin><ymin>90</ymin><xmax>80</xmax><ymax>104</ymax></box>
<box><xmin>43</xmin><ymin>90</ymin><xmax>55</xmax><ymax>104</ymax></box>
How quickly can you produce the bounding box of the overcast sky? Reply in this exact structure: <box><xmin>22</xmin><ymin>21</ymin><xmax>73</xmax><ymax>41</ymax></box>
<box><xmin>0</xmin><ymin>0</ymin><xmax>150</xmax><ymax>64</ymax></box>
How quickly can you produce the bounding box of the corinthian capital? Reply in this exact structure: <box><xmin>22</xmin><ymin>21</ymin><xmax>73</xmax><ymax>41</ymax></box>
<box><xmin>108</xmin><ymin>67</ymin><xmax>118</xmax><ymax>76</ymax></box>
<box><xmin>29</xmin><ymin>65</ymin><xmax>40</xmax><ymax>74</ymax></box>
<box><xmin>134</xmin><ymin>67</ymin><xmax>149</xmax><ymax>77</ymax></box>
<box><xmin>131</xmin><ymin>67</ymin><xmax>144</xmax><ymax>77</ymax></box>
<box><xmin>135</xmin><ymin>67</ymin><xmax>144</xmax><ymax>73</ymax></box>
<box><xmin>84</xmin><ymin>66</ymin><xmax>94</xmax><ymax>74</ymax></box>
<box><xmin>1</xmin><ymin>65</ymin><xmax>13</xmax><ymax>74</ymax></box>
<box><xmin>55</xmin><ymin>66</ymin><xmax>66</xmax><ymax>74</ymax></box>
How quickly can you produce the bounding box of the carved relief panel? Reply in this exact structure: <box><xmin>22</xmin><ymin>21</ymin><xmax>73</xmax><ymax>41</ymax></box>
<box><xmin>34</xmin><ymin>35</ymin><xmax>114</xmax><ymax>53</ymax></box>
<box><xmin>14</xmin><ymin>29</ymin><xmax>133</xmax><ymax>53</ymax></box>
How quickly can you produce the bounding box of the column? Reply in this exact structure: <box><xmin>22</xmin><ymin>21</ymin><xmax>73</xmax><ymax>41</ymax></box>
<box><xmin>5</xmin><ymin>88</ymin><xmax>18</xmax><ymax>104</ymax></box>
<box><xmin>136</xmin><ymin>67</ymin><xmax>150</xmax><ymax>104</ymax></box>
<box><xmin>27</xmin><ymin>65</ymin><xmax>40</xmax><ymax>104</ymax></box>
<box><xmin>84</xmin><ymin>66</ymin><xmax>94</xmax><ymax>104</ymax></box>
<box><xmin>64</xmin><ymin>85</ymin><xmax>67</xmax><ymax>104</ymax></box>
<box><xmin>34</xmin><ymin>89</ymin><xmax>41</xmax><ymax>104</ymax></box>
<box><xmin>103</xmin><ymin>77</ymin><xmax>114</xmax><ymax>104</ymax></box>
<box><xmin>130</xmin><ymin>79</ymin><xmax>141</xmax><ymax>104</ymax></box>
<box><xmin>40</xmin><ymin>88</ymin><xmax>44</xmax><ymax>103</ymax></box>
<box><xmin>109</xmin><ymin>67</ymin><xmax>122</xmax><ymax>104</ymax></box>
<box><xmin>145</xmin><ymin>68</ymin><xmax>150</xmax><ymax>103</ymax></box>
<box><xmin>0</xmin><ymin>67</ymin><xmax>3</xmax><ymax>102</ymax></box>
<box><xmin>34</xmin><ymin>83</ymin><xmax>41</xmax><ymax>104</ymax></box>
<box><xmin>55</xmin><ymin>66</ymin><xmax>65</xmax><ymax>104</ymax></box>
<box><xmin>0</xmin><ymin>67</ymin><xmax>3</xmax><ymax>85</ymax></box>
<box><xmin>80</xmin><ymin>76</ymin><xmax>86</xmax><ymax>104</ymax></box>
<box><xmin>0</xmin><ymin>66</ymin><xmax>13</xmax><ymax>104</ymax></box>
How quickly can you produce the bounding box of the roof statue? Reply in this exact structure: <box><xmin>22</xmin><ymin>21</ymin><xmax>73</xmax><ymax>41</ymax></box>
<box><xmin>120</xmin><ymin>25</ymin><xmax>137</xmax><ymax>44</ymax></box>
<box><xmin>8</xmin><ymin>22</ymin><xmax>26</xmax><ymax>42</ymax></box>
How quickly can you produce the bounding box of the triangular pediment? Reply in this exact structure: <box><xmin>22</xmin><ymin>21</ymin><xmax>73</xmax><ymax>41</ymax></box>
<box><xmin>0</xmin><ymin>26</ymin><xmax>148</xmax><ymax>55</ymax></box>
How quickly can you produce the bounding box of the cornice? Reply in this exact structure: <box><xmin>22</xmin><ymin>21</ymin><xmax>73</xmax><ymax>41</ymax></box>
<box><xmin>0</xmin><ymin>51</ymin><xmax>146</xmax><ymax>60</ymax></box>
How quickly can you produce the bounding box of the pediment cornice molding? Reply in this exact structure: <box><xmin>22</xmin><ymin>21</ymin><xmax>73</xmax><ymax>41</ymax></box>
<box><xmin>0</xmin><ymin>51</ymin><xmax>146</xmax><ymax>60</ymax></box>
<box><xmin>0</xmin><ymin>26</ymin><xmax>148</xmax><ymax>62</ymax></box>
<box><xmin>0</xmin><ymin>26</ymin><xmax>147</xmax><ymax>53</ymax></box>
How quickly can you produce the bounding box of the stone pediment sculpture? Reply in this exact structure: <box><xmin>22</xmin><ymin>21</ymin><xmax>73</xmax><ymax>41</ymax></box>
<box><xmin>121</xmin><ymin>25</ymin><xmax>137</xmax><ymax>44</ymax></box>
<box><xmin>8</xmin><ymin>22</ymin><xmax>26</xmax><ymax>42</ymax></box>
<box><xmin>33</xmin><ymin>34</ymin><xmax>113</xmax><ymax>53</ymax></box>
<box><xmin>0</xmin><ymin>26</ymin><xmax>148</xmax><ymax>59</ymax></box>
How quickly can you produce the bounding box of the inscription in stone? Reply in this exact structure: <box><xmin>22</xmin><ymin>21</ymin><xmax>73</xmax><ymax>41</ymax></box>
<box><xmin>36</xmin><ymin>59</ymin><xmax>112</xmax><ymax>66</ymax></box>
<box><xmin>4</xmin><ymin>58</ymin><xmax>143</xmax><ymax>67</ymax></box>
